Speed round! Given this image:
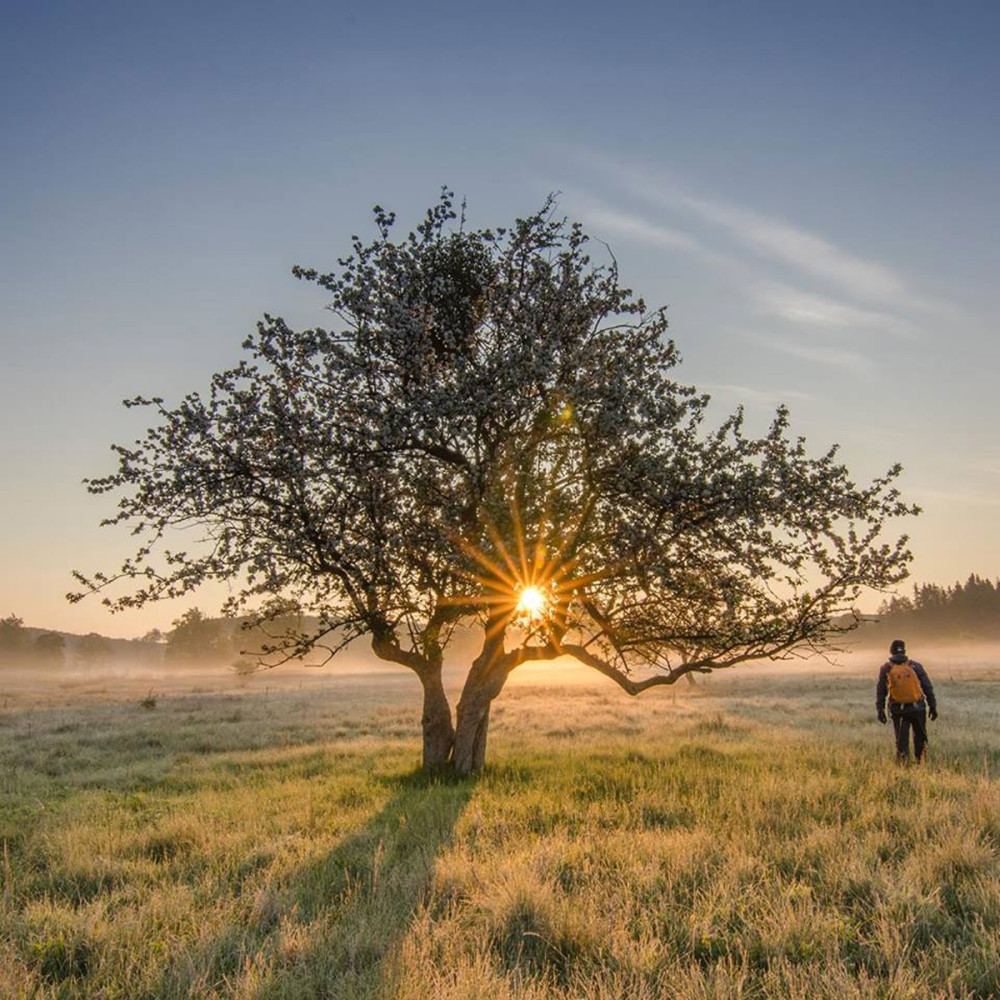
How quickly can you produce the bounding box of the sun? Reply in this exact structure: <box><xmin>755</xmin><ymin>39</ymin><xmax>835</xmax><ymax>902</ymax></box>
<box><xmin>516</xmin><ymin>585</ymin><xmax>547</xmax><ymax>619</ymax></box>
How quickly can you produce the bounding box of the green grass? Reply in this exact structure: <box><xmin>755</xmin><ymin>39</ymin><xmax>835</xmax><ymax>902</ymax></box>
<box><xmin>3</xmin><ymin>655</ymin><xmax>1000</xmax><ymax>998</ymax></box>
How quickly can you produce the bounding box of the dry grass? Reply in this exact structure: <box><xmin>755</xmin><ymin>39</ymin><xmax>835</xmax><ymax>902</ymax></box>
<box><xmin>2</xmin><ymin>647</ymin><xmax>1000</xmax><ymax>998</ymax></box>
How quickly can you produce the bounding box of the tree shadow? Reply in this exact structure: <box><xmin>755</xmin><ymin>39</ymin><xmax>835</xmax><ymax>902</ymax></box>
<box><xmin>155</xmin><ymin>769</ymin><xmax>474</xmax><ymax>999</ymax></box>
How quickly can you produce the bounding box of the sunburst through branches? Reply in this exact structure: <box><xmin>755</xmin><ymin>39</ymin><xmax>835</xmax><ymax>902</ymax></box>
<box><xmin>442</xmin><ymin>496</ymin><xmax>614</xmax><ymax>644</ymax></box>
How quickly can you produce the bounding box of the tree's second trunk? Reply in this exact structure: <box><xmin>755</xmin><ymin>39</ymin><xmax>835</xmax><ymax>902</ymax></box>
<box><xmin>453</xmin><ymin>699</ymin><xmax>491</xmax><ymax>776</ymax></box>
<box><xmin>452</xmin><ymin>624</ymin><xmax>511</xmax><ymax>776</ymax></box>
<box><xmin>452</xmin><ymin>698</ymin><xmax>484</xmax><ymax>776</ymax></box>
<box><xmin>420</xmin><ymin>668</ymin><xmax>454</xmax><ymax>772</ymax></box>
<box><xmin>471</xmin><ymin>703</ymin><xmax>490</xmax><ymax>772</ymax></box>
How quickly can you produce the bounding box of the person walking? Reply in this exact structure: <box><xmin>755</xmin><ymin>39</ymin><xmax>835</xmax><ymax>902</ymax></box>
<box><xmin>876</xmin><ymin>639</ymin><xmax>937</xmax><ymax>764</ymax></box>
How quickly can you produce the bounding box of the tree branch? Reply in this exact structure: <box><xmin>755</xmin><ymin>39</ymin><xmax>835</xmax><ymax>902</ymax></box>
<box><xmin>559</xmin><ymin>643</ymin><xmax>710</xmax><ymax>694</ymax></box>
<box><xmin>371</xmin><ymin>630</ymin><xmax>429</xmax><ymax>675</ymax></box>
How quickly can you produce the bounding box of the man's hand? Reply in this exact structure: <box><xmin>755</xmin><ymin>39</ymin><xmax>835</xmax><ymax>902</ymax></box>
<box><xmin>877</xmin><ymin>710</ymin><xmax>887</xmax><ymax>724</ymax></box>
<box><xmin>929</xmin><ymin>708</ymin><xmax>938</xmax><ymax>721</ymax></box>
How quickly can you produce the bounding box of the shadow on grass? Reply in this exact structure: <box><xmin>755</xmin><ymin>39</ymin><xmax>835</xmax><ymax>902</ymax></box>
<box><xmin>156</xmin><ymin>769</ymin><xmax>474</xmax><ymax>1000</ymax></box>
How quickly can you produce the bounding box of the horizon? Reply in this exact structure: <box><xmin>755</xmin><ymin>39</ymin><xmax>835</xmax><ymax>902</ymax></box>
<box><xmin>7</xmin><ymin>572</ymin><xmax>1000</xmax><ymax>644</ymax></box>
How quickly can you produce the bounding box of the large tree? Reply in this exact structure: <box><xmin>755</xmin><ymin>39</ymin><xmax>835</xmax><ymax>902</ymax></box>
<box><xmin>73</xmin><ymin>192</ymin><xmax>916</xmax><ymax>774</ymax></box>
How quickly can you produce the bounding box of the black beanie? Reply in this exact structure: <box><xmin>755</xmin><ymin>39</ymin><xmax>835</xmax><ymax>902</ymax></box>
<box><xmin>890</xmin><ymin>638</ymin><xmax>906</xmax><ymax>655</ymax></box>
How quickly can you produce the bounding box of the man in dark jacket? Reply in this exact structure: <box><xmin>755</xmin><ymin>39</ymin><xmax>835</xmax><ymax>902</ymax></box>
<box><xmin>876</xmin><ymin>638</ymin><xmax>937</xmax><ymax>764</ymax></box>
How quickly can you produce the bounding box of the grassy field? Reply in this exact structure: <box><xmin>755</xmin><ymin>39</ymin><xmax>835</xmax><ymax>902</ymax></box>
<box><xmin>3</xmin><ymin>648</ymin><xmax>1000</xmax><ymax>999</ymax></box>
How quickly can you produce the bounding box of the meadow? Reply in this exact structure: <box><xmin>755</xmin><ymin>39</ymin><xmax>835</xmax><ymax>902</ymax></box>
<box><xmin>3</xmin><ymin>647</ymin><xmax>1000</xmax><ymax>999</ymax></box>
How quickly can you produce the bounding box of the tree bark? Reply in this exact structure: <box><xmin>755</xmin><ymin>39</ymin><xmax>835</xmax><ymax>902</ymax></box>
<box><xmin>453</xmin><ymin>663</ymin><xmax>509</xmax><ymax>775</ymax></box>
<box><xmin>453</xmin><ymin>695</ymin><xmax>491</xmax><ymax>776</ymax></box>
<box><xmin>420</xmin><ymin>667</ymin><xmax>455</xmax><ymax>771</ymax></box>
<box><xmin>471</xmin><ymin>703</ymin><xmax>490</xmax><ymax>772</ymax></box>
<box><xmin>451</xmin><ymin>617</ymin><xmax>512</xmax><ymax>776</ymax></box>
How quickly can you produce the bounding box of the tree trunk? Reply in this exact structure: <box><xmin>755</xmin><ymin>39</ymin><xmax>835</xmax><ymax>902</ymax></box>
<box><xmin>453</xmin><ymin>695</ymin><xmax>489</xmax><ymax>776</ymax></box>
<box><xmin>420</xmin><ymin>667</ymin><xmax>454</xmax><ymax>772</ymax></box>
<box><xmin>454</xmin><ymin>664</ymin><xmax>509</xmax><ymax>776</ymax></box>
<box><xmin>452</xmin><ymin>622</ymin><xmax>511</xmax><ymax>776</ymax></box>
<box><xmin>471</xmin><ymin>703</ymin><xmax>490</xmax><ymax>772</ymax></box>
<box><xmin>455</xmin><ymin>696</ymin><xmax>496</xmax><ymax>776</ymax></box>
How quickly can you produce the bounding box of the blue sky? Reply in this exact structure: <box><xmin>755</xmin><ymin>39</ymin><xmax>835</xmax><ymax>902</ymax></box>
<box><xmin>2</xmin><ymin>1</ymin><xmax>999</xmax><ymax>634</ymax></box>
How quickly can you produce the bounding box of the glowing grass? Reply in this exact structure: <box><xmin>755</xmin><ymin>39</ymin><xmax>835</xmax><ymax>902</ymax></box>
<box><xmin>2</xmin><ymin>658</ymin><xmax>1000</xmax><ymax>998</ymax></box>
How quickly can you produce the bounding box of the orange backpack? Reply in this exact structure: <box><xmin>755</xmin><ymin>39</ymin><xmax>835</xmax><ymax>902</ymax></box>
<box><xmin>888</xmin><ymin>660</ymin><xmax>923</xmax><ymax>704</ymax></box>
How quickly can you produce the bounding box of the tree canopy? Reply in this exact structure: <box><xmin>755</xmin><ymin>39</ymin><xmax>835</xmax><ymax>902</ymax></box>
<box><xmin>0</xmin><ymin>613</ymin><xmax>25</xmax><ymax>647</ymax></box>
<box><xmin>34</xmin><ymin>631</ymin><xmax>65</xmax><ymax>667</ymax></box>
<box><xmin>73</xmin><ymin>191</ymin><xmax>917</xmax><ymax>773</ymax></box>
<box><xmin>165</xmin><ymin>607</ymin><xmax>233</xmax><ymax>665</ymax></box>
<box><xmin>0</xmin><ymin>614</ymin><xmax>26</xmax><ymax>663</ymax></box>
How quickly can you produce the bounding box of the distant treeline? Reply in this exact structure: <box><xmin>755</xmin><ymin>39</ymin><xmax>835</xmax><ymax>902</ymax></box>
<box><xmin>0</xmin><ymin>613</ymin><xmax>160</xmax><ymax>669</ymax></box>
<box><xmin>163</xmin><ymin>605</ymin><xmax>322</xmax><ymax>670</ymax></box>
<box><xmin>0</xmin><ymin>603</ymin><xmax>320</xmax><ymax>670</ymax></box>
<box><xmin>869</xmin><ymin>574</ymin><xmax>1000</xmax><ymax>641</ymax></box>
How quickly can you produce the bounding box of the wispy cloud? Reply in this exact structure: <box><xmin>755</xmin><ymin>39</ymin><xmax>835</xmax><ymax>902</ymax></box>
<box><xmin>753</xmin><ymin>282</ymin><xmax>916</xmax><ymax>338</ymax></box>
<box><xmin>579</xmin><ymin>206</ymin><xmax>700</xmax><ymax>254</ymax></box>
<box><xmin>583</xmin><ymin>154</ymin><xmax>913</xmax><ymax>307</ymax></box>
<box><xmin>741</xmin><ymin>331</ymin><xmax>873</xmax><ymax>377</ymax></box>
<box><xmin>675</xmin><ymin>191</ymin><xmax>908</xmax><ymax>306</ymax></box>
<box><xmin>567</xmin><ymin>196</ymin><xmax>733</xmax><ymax>268</ymax></box>
<box><xmin>573</xmin><ymin>151</ymin><xmax>949</xmax><ymax>334</ymax></box>
<box><xmin>563</xmin><ymin>152</ymin><xmax>962</xmax><ymax>384</ymax></box>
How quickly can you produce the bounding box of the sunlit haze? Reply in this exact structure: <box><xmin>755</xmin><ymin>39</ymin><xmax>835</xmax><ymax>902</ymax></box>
<box><xmin>2</xmin><ymin>2</ymin><xmax>999</xmax><ymax>636</ymax></box>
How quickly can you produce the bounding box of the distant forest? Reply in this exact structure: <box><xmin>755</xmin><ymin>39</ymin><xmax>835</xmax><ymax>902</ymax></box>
<box><xmin>868</xmin><ymin>574</ymin><xmax>1000</xmax><ymax>642</ymax></box>
<box><xmin>0</xmin><ymin>602</ymin><xmax>320</xmax><ymax>671</ymax></box>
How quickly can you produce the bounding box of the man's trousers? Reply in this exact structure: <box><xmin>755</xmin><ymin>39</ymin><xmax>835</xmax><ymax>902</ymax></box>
<box><xmin>892</xmin><ymin>707</ymin><xmax>928</xmax><ymax>763</ymax></box>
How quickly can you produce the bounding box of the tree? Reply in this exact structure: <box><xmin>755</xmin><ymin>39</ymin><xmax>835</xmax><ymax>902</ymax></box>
<box><xmin>165</xmin><ymin>608</ymin><xmax>232</xmax><ymax>664</ymax></box>
<box><xmin>73</xmin><ymin>191</ymin><xmax>917</xmax><ymax>774</ymax></box>
<box><xmin>0</xmin><ymin>613</ymin><xmax>25</xmax><ymax>662</ymax></box>
<box><xmin>76</xmin><ymin>632</ymin><xmax>112</xmax><ymax>668</ymax></box>
<box><xmin>235</xmin><ymin>596</ymin><xmax>308</xmax><ymax>662</ymax></box>
<box><xmin>34</xmin><ymin>631</ymin><xmax>66</xmax><ymax>667</ymax></box>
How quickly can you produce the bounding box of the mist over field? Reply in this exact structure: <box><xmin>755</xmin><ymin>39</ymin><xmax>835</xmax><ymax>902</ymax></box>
<box><xmin>3</xmin><ymin>639</ymin><xmax>1000</xmax><ymax>707</ymax></box>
